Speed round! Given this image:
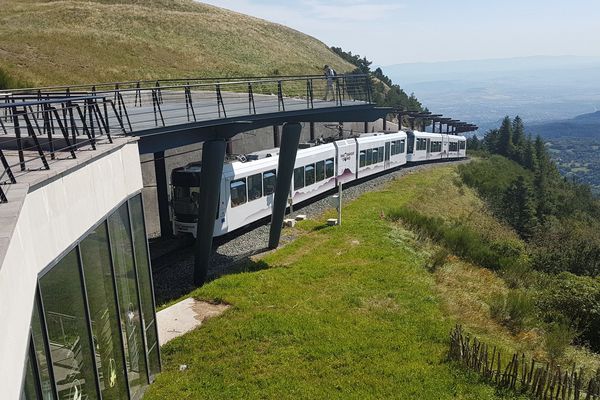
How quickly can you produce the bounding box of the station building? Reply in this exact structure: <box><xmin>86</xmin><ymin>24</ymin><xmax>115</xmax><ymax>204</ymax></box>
<box><xmin>0</xmin><ymin>138</ymin><xmax>160</xmax><ymax>399</ymax></box>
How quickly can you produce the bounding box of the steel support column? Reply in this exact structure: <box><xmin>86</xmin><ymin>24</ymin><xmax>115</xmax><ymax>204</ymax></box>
<box><xmin>309</xmin><ymin>122</ymin><xmax>315</xmax><ymax>141</ymax></box>
<box><xmin>273</xmin><ymin>125</ymin><xmax>280</xmax><ymax>147</ymax></box>
<box><xmin>364</xmin><ymin>121</ymin><xmax>368</xmax><ymax>133</ymax></box>
<box><xmin>268</xmin><ymin>122</ymin><xmax>302</xmax><ymax>249</ymax></box>
<box><xmin>154</xmin><ymin>151</ymin><xmax>172</xmax><ymax>237</ymax></box>
<box><xmin>193</xmin><ymin>139</ymin><xmax>227</xmax><ymax>285</ymax></box>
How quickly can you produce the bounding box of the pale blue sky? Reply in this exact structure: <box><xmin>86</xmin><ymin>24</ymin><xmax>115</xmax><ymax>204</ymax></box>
<box><xmin>198</xmin><ymin>0</ymin><xmax>600</xmax><ymax>65</ymax></box>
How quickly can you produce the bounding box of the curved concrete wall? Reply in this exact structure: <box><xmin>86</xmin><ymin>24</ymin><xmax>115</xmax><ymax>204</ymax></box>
<box><xmin>0</xmin><ymin>141</ymin><xmax>143</xmax><ymax>399</ymax></box>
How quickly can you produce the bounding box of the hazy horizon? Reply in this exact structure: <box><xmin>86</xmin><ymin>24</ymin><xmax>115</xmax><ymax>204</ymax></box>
<box><xmin>198</xmin><ymin>0</ymin><xmax>600</xmax><ymax>65</ymax></box>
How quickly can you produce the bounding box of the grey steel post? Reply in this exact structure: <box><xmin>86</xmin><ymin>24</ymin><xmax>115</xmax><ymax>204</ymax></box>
<box><xmin>154</xmin><ymin>151</ymin><xmax>172</xmax><ymax>237</ymax></box>
<box><xmin>193</xmin><ymin>139</ymin><xmax>227</xmax><ymax>285</ymax></box>
<box><xmin>337</xmin><ymin>182</ymin><xmax>342</xmax><ymax>226</ymax></box>
<box><xmin>268</xmin><ymin>122</ymin><xmax>302</xmax><ymax>249</ymax></box>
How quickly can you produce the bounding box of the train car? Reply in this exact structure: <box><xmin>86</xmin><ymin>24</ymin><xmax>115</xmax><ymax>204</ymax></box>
<box><xmin>406</xmin><ymin>130</ymin><xmax>467</xmax><ymax>162</ymax></box>
<box><xmin>170</xmin><ymin>130</ymin><xmax>463</xmax><ymax>238</ymax></box>
<box><xmin>291</xmin><ymin>143</ymin><xmax>337</xmax><ymax>205</ymax></box>
<box><xmin>356</xmin><ymin>132</ymin><xmax>407</xmax><ymax>179</ymax></box>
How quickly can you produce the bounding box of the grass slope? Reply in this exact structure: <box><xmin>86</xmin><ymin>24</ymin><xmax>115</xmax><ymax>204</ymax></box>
<box><xmin>146</xmin><ymin>165</ymin><xmax>521</xmax><ymax>400</ymax></box>
<box><xmin>0</xmin><ymin>0</ymin><xmax>355</xmax><ymax>86</ymax></box>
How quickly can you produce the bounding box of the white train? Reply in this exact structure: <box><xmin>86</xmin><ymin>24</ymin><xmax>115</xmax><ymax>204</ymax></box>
<box><xmin>171</xmin><ymin>130</ymin><xmax>467</xmax><ymax>237</ymax></box>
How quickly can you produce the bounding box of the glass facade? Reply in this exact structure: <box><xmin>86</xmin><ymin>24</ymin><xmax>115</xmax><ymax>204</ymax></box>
<box><xmin>21</xmin><ymin>194</ymin><xmax>160</xmax><ymax>400</ymax></box>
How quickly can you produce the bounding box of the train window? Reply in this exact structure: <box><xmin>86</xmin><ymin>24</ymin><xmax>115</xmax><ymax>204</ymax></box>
<box><xmin>390</xmin><ymin>141</ymin><xmax>396</xmax><ymax>156</ymax></box>
<box><xmin>305</xmin><ymin>164</ymin><xmax>316</xmax><ymax>186</ymax></box>
<box><xmin>378</xmin><ymin>146</ymin><xmax>384</xmax><ymax>163</ymax></box>
<box><xmin>399</xmin><ymin>140</ymin><xmax>405</xmax><ymax>153</ymax></box>
<box><xmin>366</xmin><ymin>148</ymin><xmax>373</xmax><ymax>165</ymax></box>
<box><xmin>263</xmin><ymin>170</ymin><xmax>276</xmax><ymax>196</ymax></box>
<box><xmin>294</xmin><ymin>167</ymin><xmax>305</xmax><ymax>190</ymax></box>
<box><xmin>325</xmin><ymin>158</ymin><xmax>334</xmax><ymax>178</ymax></box>
<box><xmin>359</xmin><ymin>151</ymin><xmax>366</xmax><ymax>167</ymax></box>
<box><xmin>248</xmin><ymin>173</ymin><xmax>262</xmax><ymax>201</ymax></box>
<box><xmin>459</xmin><ymin>141</ymin><xmax>466</xmax><ymax>150</ymax></box>
<box><xmin>316</xmin><ymin>161</ymin><xmax>325</xmax><ymax>182</ymax></box>
<box><xmin>230</xmin><ymin>179</ymin><xmax>247</xmax><ymax>207</ymax></box>
<box><xmin>417</xmin><ymin>138</ymin><xmax>427</xmax><ymax>151</ymax></box>
<box><xmin>449</xmin><ymin>142</ymin><xmax>458</xmax><ymax>152</ymax></box>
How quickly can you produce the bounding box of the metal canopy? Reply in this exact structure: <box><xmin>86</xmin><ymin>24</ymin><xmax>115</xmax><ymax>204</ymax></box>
<box><xmin>133</xmin><ymin>104</ymin><xmax>392</xmax><ymax>154</ymax></box>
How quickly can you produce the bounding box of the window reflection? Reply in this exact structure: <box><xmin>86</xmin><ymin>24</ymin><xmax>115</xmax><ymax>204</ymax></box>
<box><xmin>80</xmin><ymin>223</ymin><xmax>128</xmax><ymax>399</ymax></box>
<box><xmin>108</xmin><ymin>204</ymin><xmax>148</xmax><ymax>397</ymax></box>
<box><xmin>39</xmin><ymin>249</ymin><xmax>98</xmax><ymax>400</ymax></box>
<box><xmin>129</xmin><ymin>195</ymin><xmax>161</xmax><ymax>379</ymax></box>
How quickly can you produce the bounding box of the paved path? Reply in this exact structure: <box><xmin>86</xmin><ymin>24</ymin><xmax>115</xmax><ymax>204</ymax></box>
<box><xmin>157</xmin><ymin>297</ymin><xmax>229</xmax><ymax>346</ymax></box>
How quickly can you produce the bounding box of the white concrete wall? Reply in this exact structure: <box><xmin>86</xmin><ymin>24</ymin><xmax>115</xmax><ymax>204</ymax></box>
<box><xmin>0</xmin><ymin>142</ymin><xmax>143</xmax><ymax>400</ymax></box>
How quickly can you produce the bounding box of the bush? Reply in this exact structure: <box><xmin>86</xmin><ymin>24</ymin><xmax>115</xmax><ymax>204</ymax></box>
<box><xmin>536</xmin><ymin>272</ymin><xmax>600</xmax><ymax>352</ymax></box>
<box><xmin>544</xmin><ymin>319</ymin><xmax>577</xmax><ymax>363</ymax></box>
<box><xmin>488</xmin><ymin>290</ymin><xmax>534</xmax><ymax>333</ymax></box>
<box><xmin>426</xmin><ymin>247</ymin><xmax>450</xmax><ymax>273</ymax></box>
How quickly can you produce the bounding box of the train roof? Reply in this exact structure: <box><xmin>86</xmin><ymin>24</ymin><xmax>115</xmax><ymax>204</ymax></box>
<box><xmin>408</xmin><ymin>130</ymin><xmax>466</xmax><ymax>140</ymax></box>
<box><xmin>174</xmin><ymin>130</ymin><xmax>419</xmax><ymax>175</ymax></box>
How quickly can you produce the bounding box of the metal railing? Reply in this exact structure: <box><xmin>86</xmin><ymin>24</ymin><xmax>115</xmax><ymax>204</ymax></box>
<box><xmin>0</xmin><ymin>74</ymin><xmax>373</xmax><ymax>203</ymax></box>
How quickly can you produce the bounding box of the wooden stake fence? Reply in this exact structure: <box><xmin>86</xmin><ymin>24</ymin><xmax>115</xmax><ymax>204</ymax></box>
<box><xmin>449</xmin><ymin>325</ymin><xmax>600</xmax><ymax>400</ymax></box>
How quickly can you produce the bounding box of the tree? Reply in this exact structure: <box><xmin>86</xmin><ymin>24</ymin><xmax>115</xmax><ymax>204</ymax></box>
<box><xmin>511</xmin><ymin>116</ymin><xmax>526</xmax><ymax>162</ymax></box>
<box><xmin>467</xmin><ymin>134</ymin><xmax>481</xmax><ymax>151</ymax></box>
<box><xmin>503</xmin><ymin>175</ymin><xmax>538</xmax><ymax>238</ymax></box>
<box><xmin>523</xmin><ymin>135</ymin><xmax>537</xmax><ymax>171</ymax></box>
<box><xmin>483</xmin><ymin>129</ymin><xmax>500</xmax><ymax>153</ymax></box>
<box><xmin>498</xmin><ymin>116</ymin><xmax>515</xmax><ymax>157</ymax></box>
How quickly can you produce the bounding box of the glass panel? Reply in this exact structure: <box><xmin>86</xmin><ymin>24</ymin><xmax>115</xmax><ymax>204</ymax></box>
<box><xmin>39</xmin><ymin>249</ymin><xmax>98</xmax><ymax>400</ymax></box>
<box><xmin>366</xmin><ymin>149</ymin><xmax>373</xmax><ymax>165</ymax></box>
<box><xmin>31</xmin><ymin>295</ymin><xmax>54</xmax><ymax>400</ymax></box>
<box><xmin>230</xmin><ymin>179</ymin><xmax>247</xmax><ymax>207</ymax></box>
<box><xmin>80</xmin><ymin>222</ymin><xmax>129</xmax><ymax>399</ymax></box>
<box><xmin>293</xmin><ymin>167</ymin><xmax>304</xmax><ymax>190</ymax></box>
<box><xmin>21</xmin><ymin>341</ymin><xmax>40</xmax><ymax>400</ymax></box>
<box><xmin>325</xmin><ymin>159</ymin><xmax>334</xmax><ymax>178</ymax></box>
<box><xmin>263</xmin><ymin>170</ymin><xmax>276</xmax><ymax>196</ymax></box>
<box><xmin>378</xmin><ymin>147</ymin><xmax>384</xmax><ymax>163</ymax></box>
<box><xmin>305</xmin><ymin>164</ymin><xmax>315</xmax><ymax>186</ymax></box>
<box><xmin>247</xmin><ymin>174</ymin><xmax>263</xmax><ymax>202</ymax></box>
<box><xmin>359</xmin><ymin>151</ymin><xmax>366</xmax><ymax>167</ymax></box>
<box><xmin>129</xmin><ymin>195</ymin><xmax>160</xmax><ymax>379</ymax></box>
<box><xmin>315</xmin><ymin>161</ymin><xmax>325</xmax><ymax>182</ymax></box>
<box><xmin>108</xmin><ymin>204</ymin><xmax>148</xmax><ymax>398</ymax></box>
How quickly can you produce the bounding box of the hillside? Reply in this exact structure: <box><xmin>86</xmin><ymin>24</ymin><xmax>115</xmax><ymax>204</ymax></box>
<box><xmin>0</xmin><ymin>0</ymin><xmax>355</xmax><ymax>86</ymax></box>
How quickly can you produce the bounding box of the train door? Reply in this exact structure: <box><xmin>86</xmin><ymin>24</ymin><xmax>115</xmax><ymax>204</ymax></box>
<box><xmin>407</xmin><ymin>132</ymin><xmax>415</xmax><ymax>154</ymax></box>
<box><xmin>384</xmin><ymin>141</ymin><xmax>391</xmax><ymax>169</ymax></box>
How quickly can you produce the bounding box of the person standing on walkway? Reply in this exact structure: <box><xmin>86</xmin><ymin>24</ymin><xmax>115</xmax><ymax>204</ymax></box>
<box><xmin>323</xmin><ymin>65</ymin><xmax>336</xmax><ymax>101</ymax></box>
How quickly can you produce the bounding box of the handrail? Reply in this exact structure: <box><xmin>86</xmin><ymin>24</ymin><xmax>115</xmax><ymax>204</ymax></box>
<box><xmin>0</xmin><ymin>74</ymin><xmax>374</xmax><ymax>204</ymax></box>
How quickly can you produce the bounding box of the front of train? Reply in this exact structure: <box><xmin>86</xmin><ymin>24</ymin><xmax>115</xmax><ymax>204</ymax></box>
<box><xmin>171</xmin><ymin>162</ymin><xmax>202</xmax><ymax>237</ymax></box>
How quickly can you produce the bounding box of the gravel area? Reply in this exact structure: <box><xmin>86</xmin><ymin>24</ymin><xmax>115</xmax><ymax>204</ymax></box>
<box><xmin>151</xmin><ymin>160</ymin><xmax>470</xmax><ymax>305</ymax></box>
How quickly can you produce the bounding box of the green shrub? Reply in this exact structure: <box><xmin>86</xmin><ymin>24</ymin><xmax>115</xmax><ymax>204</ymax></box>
<box><xmin>488</xmin><ymin>290</ymin><xmax>534</xmax><ymax>333</ymax></box>
<box><xmin>504</xmin><ymin>289</ymin><xmax>534</xmax><ymax>333</ymax></box>
<box><xmin>536</xmin><ymin>272</ymin><xmax>600</xmax><ymax>352</ymax></box>
<box><xmin>544</xmin><ymin>319</ymin><xmax>577</xmax><ymax>363</ymax></box>
<box><xmin>489</xmin><ymin>293</ymin><xmax>507</xmax><ymax>322</ymax></box>
<box><xmin>426</xmin><ymin>247</ymin><xmax>450</xmax><ymax>273</ymax></box>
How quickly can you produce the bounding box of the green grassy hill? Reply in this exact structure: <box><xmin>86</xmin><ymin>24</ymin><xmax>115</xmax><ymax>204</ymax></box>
<box><xmin>0</xmin><ymin>0</ymin><xmax>355</xmax><ymax>86</ymax></box>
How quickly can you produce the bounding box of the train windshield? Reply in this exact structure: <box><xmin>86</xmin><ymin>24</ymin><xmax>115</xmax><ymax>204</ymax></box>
<box><xmin>172</xmin><ymin>185</ymin><xmax>200</xmax><ymax>218</ymax></box>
